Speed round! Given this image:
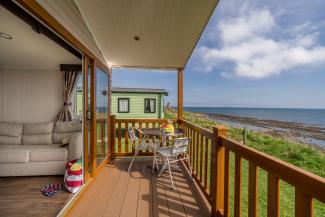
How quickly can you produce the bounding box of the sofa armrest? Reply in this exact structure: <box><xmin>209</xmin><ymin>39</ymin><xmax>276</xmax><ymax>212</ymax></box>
<box><xmin>68</xmin><ymin>132</ymin><xmax>83</xmax><ymax>161</ymax></box>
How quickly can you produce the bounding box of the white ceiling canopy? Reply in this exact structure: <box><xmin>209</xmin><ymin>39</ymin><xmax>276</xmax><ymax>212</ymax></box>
<box><xmin>74</xmin><ymin>0</ymin><xmax>219</xmax><ymax>69</ymax></box>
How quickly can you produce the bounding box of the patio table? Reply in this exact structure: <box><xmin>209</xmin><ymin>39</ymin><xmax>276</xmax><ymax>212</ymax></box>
<box><xmin>142</xmin><ymin>127</ymin><xmax>185</xmax><ymax>176</ymax></box>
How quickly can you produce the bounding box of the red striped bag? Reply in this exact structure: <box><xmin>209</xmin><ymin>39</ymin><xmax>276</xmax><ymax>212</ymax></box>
<box><xmin>64</xmin><ymin>159</ymin><xmax>83</xmax><ymax>193</ymax></box>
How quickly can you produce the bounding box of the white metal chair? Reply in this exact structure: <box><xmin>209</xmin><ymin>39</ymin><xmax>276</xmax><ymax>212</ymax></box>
<box><xmin>127</xmin><ymin>127</ymin><xmax>160</xmax><ymax>173</ymax></box>
<box><xmin>154</xmin><ymin>137</ymin><xmax>193</xmax><ymax>190</ymax></box>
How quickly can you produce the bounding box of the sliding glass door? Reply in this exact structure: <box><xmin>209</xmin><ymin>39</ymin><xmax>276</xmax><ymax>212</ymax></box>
<box><xmin>95</xmin><ymin>67</ymin><xmax>109</xmax><ymax>166</ymax></box>
<box><xmin>83</xmin><ymin>57</ymin><xmax>110</xmax><ymax>177</ymax></box>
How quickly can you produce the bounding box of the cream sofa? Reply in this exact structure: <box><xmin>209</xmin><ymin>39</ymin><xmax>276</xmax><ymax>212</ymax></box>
<box><xmin>0</xmin><ymin>121</ymin><xmax>83</xmax><ymax>177</ymax></box>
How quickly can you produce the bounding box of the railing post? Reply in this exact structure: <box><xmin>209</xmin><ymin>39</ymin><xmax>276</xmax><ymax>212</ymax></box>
<box><xmin>109</xmin><ymin>115</ymin><xmax>116</xmax><ymax>160</ymax></box>
<box><xmin>242</xmin><ymin>127</ymin><xmax>247</xmax><ymax>145</ymax></box>
<box><xmin>211</xmin><ymin>126</ymin><xmax>227</xmax><ymax>217</ymax></box>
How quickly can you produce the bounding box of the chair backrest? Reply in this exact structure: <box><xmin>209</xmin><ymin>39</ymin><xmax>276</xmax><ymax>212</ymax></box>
<box><xmin>128</xmin><ymin>127</ymin><xmax>138</xmax><ymax>143</ymax></box>
<box><xmin>128</xmin><ymin>127</ymin><xmax>146</xmax><ymax>144</ymax></box>
<box><xmin>172</xmin><ymin>137</ymin><xmax>190</xmax><ymax>155</ymax></box>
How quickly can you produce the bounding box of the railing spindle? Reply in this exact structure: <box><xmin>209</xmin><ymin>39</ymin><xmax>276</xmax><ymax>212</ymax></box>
<box><xmin>267</xmin><ymin>173</ymin><xmax>280</xmax><ymax>217</ymax></box>
<box><xmin>118</xmin><ymin>122</ymin><xmax>122</xmax><ymax>153</ymax></box>
<box><xmin>204</xmin><ymin>137</ymin><xmax>209</xmax><ymax>190</ymax></box>
<box><xmin>196</xmin><ymin>131</ymin><xmax>199</xmax><ymax>175</ymax></box>
<box><xmin>200</xmin><ymin>135</ymin><xmax>204</xmax><ymax>183</ymax></box>
<box><xmin>125</xmin><ymin>122</ymin><xmax>129</xmax><ymax>153</ymax></box>
<box><xmin>139</xmin><ymin>122</ymin><xmax>143</xmax><ymax>141</ymax></box>
<box><xmin>145</xmin><ymin>122</ymin><xmax>149</xmax><ymax>146</ymax></box>
<box><xmin>234</xmin><ymin>154</ymin><xmax>242</xmax><ymax>217</ymax></box>
<box><xmin>295</xmin><ymin>189</ymin><xmax>313</xmax><ymax>217</ymax></box>
<box><xmin>191</xmin><ymin>129</ymin><xmax>195</xmax><ymax>169</ymax></box>
<box><xmin>109</xmin><ymin>115</ymin><xmax>116</xmax><ymax>159</ymax></box>
<box><xmin>132</xmin><ymin>122</ymin><xmax>135</xmax><ymax>152</ymax></box>
<box><xmin>248</xmin><ymin>162</ymin><xmax>258</xmax><ymax>217</ymax></box>
<box><xmin>224</xmin><ymin>148</ymin><xmax>230</xmax><ymax>217</ymax></box>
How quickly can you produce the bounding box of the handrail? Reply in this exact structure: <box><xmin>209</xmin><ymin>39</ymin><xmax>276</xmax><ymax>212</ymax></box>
<box><xmin>179</xmin><ymin>118</ymin><xmax>213</xmax><ymax>138</ymax></box>
<box><xmin>115</xmin><ymin>118</ymin><xmax>178</xmax><ymax>123</ymax></box>
<box><xmin>221</xmin><ymin>136</ymin><xmax>325</xmax><ymax>203</ymax></box>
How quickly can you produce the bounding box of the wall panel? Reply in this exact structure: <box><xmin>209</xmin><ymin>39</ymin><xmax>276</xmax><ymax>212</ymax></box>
<box><xmin>0</xmin><ymin>68</ymin><xmax>63</xmax><ymax>123</ymax></box>
<box><xmin>0</xmin><ymin>71</ymin><xmax>3</xmax><ymax>121</ymax></box>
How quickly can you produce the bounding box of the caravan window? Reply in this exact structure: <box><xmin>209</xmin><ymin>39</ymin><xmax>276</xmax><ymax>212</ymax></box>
<box><xmin>144</xmin><ymin>98</ymin><xmax>156</xmax><ymax>113</ymax></box>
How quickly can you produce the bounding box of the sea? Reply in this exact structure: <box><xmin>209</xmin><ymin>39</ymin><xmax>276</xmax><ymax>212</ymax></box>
<box><xmin>184</xmin><ymin>107</ymin><xmax>325</xmax><ymax>128</ymax></box>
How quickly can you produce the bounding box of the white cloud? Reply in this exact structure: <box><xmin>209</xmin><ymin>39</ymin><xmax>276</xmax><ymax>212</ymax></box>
<box><xmin>219</xmin><ymin>9</ymin><xmax>275</xmax><ymax>45</ymax></box>
<box><xmin>195</xmin><ymin>6</ymin><xmax>325</xmax><ymax>79</ymax></box>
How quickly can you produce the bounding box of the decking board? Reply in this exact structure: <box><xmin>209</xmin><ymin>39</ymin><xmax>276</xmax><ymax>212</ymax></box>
<box><xmin>68</xmin><ymin>159</ymin><xmax>210</xmax><ymax>217</ymax></box>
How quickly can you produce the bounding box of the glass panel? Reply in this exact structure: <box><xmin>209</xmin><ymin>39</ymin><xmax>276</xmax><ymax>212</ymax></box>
<box><xmin>96</xmin><ymin>67</ymin><xmax>109</xmax><ymax>166</ymax></box>
<box><xmin>145</xmin><ymin>99</ymin><xmax>155</xmax><ymax>113</ymax></box>
<box><xmin>72</xmin><ymin>74</ymin><xmax>82</xmax><ymax>119</ymax></box>
<box><xmin>118</xmin><ymin>98</ymin><xmax>129</xmax><ymax>112</ymax></box>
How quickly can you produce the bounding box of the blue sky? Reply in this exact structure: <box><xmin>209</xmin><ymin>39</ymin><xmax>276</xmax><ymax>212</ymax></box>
<box><xmin>113</xmin><ymin>0</ymin><xmax>325</xmax><ymax>108</ymax></box>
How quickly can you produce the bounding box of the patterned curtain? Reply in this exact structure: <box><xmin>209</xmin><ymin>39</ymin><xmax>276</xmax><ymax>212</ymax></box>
<box><xmin>55</xmin><ymin>70</ymin><xmax>79</xmax><ymax>121</ymax></box>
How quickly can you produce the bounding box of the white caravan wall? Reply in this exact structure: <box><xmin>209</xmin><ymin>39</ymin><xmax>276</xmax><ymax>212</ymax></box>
<box><xmin>0</xmin><ymin>69</ymin><xmax>63</xmax><ymax>123</ymax></box>
<box><xmin>0</xmin><ymin>71</ymin><xmax>3</xmax><ymax>121</ymax></box>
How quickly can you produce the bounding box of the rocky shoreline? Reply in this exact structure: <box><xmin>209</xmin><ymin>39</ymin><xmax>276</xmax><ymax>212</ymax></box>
<box><xmin>203</xmin><ymin>113</ymin><xmax>325</xmax><ymax>148</ymax></box>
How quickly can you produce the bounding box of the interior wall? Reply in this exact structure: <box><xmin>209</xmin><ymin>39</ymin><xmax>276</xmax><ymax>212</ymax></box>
<box><xmin>0</xmin><ymin>71</ymin><xmax>3</xmax><ymax>121</ymax></box>
<box><xmin>0</xmin><ymin>68</ymin><xmax>63</xmax><ymax>123</ymax></box>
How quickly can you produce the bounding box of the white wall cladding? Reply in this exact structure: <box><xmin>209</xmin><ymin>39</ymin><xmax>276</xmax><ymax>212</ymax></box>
<box><xmin>0</xmin><ymin>71</ymin><xmax>3</xmax><ymax>121</ymax></box>
<box><xmin>0</xmin><ymin>69</ymin><xmax>63</xmax><ymax>123</ymax></box>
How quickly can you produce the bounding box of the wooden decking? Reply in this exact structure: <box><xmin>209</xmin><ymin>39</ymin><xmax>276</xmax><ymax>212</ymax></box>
<box><xmin>68</xmin><ymin>159</ymin><xmax>210</xmax><ymax>217</ymax></box>
<box><xmin>0</xmin><ymin>176</ymin><xmax>71</xmax><ymax>217</ymax></box>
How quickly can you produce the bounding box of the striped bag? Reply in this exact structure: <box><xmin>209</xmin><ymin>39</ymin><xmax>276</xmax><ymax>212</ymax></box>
<box><xmin>64</xmin><ymin>159</ymin><xmax>83</xmax><ymax>193</ymax></box>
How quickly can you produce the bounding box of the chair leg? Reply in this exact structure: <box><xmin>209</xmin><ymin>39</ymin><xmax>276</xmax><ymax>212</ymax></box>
<box><xmin>152</xmin><ymin>151</ymin><xmax>156</xmax><ymax>174</ymax></box>
<box><xmin>166</xmin><ymin>158</ymin><xmax>176</xmax><ymax>190</ymax></box>
<box><xmin>155</xmin><ymin>157</ymin><xmax>160</xmax><ymax>170</ymax></box>
<box><xmin>128</xmin><ymin>150</ymin><xmax>139</xmax><ymax>173</ymax></box>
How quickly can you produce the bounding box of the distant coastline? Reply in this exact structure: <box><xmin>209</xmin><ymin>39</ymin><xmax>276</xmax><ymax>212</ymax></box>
<box><xmin>180</xmin><ymin>107</ymin><xmax>325</xmax><ymax>148</ymax></box>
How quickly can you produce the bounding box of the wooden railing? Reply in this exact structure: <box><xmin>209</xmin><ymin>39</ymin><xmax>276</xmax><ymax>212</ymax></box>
<box><xmin>179</xmin><ymin>119</ymin><xmax>215</xmax><ymax>203</ymax></box>
<box><xmin>220</xmin><ymin>136</ymin><xmax>325</xmax><ymax>217</ymax></box>
<box><xmin>109</xmin><ymin>115</ymin><xmax>178</xmax><ymax>157</ymax></box>
<box><xmin>110</xmin><ymin>116</ymin><xmax>325</xmax><ymax>217</ymax></box>
<box><xmin>179</xmin><ymin>118</ymin><xmax>325</xmax><ymax>217</ymax></box>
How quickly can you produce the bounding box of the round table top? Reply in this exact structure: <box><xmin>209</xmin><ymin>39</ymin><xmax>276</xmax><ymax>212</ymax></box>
<box><xmin>142</xmin><ymin>128</ymin><xmax>185</xmax><ymax>136</ymax></box>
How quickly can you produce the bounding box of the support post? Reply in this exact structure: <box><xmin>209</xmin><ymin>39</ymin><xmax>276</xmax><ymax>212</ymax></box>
<box><xmin>177</xmin><ymin>68</ymin><xmax>184</xmax><ymax>120</ymax></box>
<box><xmin>242</xmin><ymin>127</ymin><xmax>247</xmax><ymax>145</ymax></box>
<box><xmin>211</xmin><ymin>126</ymin><xmax>227</xmax><ymax>217</ymax></box>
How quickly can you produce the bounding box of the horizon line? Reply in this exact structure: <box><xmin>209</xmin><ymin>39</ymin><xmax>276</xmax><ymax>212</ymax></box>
<box><xmin>169</xmin><ymin>106</ymin><xmax>325</xmax><ymax>110</ymax></box>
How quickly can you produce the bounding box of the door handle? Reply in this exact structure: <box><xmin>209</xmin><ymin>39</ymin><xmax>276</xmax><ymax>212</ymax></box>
<box><xmin>86</xmin><ymin>110</ymin><xmax>92</xmax><ymax>121</ymax></box>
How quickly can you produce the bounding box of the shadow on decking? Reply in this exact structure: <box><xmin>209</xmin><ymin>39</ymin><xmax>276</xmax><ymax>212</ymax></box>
<box><xmin>68</xmin><ymin>158</ymin><xmax>210</xmax><ymax>217</ymax></box>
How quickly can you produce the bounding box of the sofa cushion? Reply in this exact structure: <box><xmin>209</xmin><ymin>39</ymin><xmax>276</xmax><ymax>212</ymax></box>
<box><xmin>0</xmin><ymin>135</ymin><xmax>22</xmax><ymax>145</ymax></box>
<box><xmin>0</xmin><ymin>144</ymin><xmax>68</xmax><ymax>163</ymax></box>
<box><xmin>0</xmin><ymin>147</ymin><xmax>29</xmax><ymax>163</ymax></box>
<box><xmin>0</xmin><ymin>122</ymin><xmax>23</xmax><ymax>145</ymax></box>
<box><xmin>23</xmin><ymin>122</ymin><xmax>54</xmax><ymax>135</ymax></box>
<box><xmin>29</xmin><ymin>145</ymin><xmax>68</xmax><ymax>162</ymax></box>
<box><xmin>54</xmin><ymin>121</ymin><xmax>82</xmax><ymax>134</ymax></box>
<box><xmin>23</xmin><ymin>134</ymin><xmax>52</xmax><ymax>145</ymax></box>
<box><xmin>53</xmin><ymin>133</ymin><xmax>74</xmax><ymax>144</ymax></box>
<box><xmin>0</xmin><ymin>122</ymin><xmax>23</xmax><ymax>137</ymax></box>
